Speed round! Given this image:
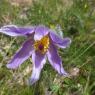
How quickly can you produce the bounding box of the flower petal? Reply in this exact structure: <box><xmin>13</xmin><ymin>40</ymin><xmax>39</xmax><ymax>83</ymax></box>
<box><xmin>34</xmin><ymin>25</ymin><xmax>49</xmax><ymax>40</ymax></box>
<box><xmin>47</xmin><ymin>43</ymin><xmax>68</xmax><ymax>76</ymax></box>
<box><xmin>0</xmin><ymin>25</ymin><xmax>35</xmax><ymax>36</ymax></box>
<box><xmin>50</xmin><ymin>31</ymin><xmax>71</xmax><ymax>48</ymax></box>
<box><xmin>29</xmin><ymin>51</ymin><xmax>46</xmax><ymax>85</ymax></box>
<box><xmin>6</xmin><ymin>39</ymin><xmax>33</xmax><ymax>69</ymax></box>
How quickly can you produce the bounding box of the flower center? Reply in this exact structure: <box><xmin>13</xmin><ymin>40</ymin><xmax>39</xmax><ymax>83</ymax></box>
<box><xmin>34</xmin><ymin>36</ymin><xmax>50</xmax><ymax>54</ymax></box>
<box><xmin>38</xmin><ymin>44</ymin><xmax>44</xmax><ymax>50</ymax></box>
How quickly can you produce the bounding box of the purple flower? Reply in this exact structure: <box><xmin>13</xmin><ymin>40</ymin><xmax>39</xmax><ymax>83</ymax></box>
<box><xmin>0</xmin><ymin>25</ymin><xmax>71</xmax><ymax>85</ymax></box>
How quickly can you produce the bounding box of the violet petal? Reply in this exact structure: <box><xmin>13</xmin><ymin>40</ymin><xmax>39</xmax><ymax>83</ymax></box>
<box><xmin>6</xmin><ymin>39</ymin><xmax>33</xmax><ymax>69</ymax></box>
<box><xmin>0</xmin><ymin>25</ymin><xmax>35</xmax><ymax>36</ymax></box>
<box><xmin>29</xmin><ymin>51</ymin><xmax>46</xmax><ymax>85</ymax></box>
<box><xmin>47</xmin><ymin>43</ymin><xmax>68</xmax><ymax>76</ymax></box>
<box><xmin>50</xmin><ymin>31</ymin><xmax>71</xmax><ymax>48</ymax></box>
<box><xmin>34</xmin><ymin>25</ymin><xmax>49</xmax><ymax>40</ymax></box>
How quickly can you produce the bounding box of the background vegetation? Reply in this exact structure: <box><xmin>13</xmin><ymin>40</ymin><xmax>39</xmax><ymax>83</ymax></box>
<box><xmin>0</xmin><ymin>0</ymin><xmax>95</xmax><ymax>95</ymax></box>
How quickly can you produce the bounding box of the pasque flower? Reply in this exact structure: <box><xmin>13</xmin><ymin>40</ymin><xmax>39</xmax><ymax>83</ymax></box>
<box><xmin>0</xmin><ymin>25</ymin><xmax>71</xmax><ymax>84</ymax></box>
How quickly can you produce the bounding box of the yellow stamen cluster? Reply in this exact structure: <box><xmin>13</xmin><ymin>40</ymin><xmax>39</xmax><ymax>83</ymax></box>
<box><xmin>34</xmin><ymin>36</ymin><xmax>50</xmax><ymax>54</ymax></box>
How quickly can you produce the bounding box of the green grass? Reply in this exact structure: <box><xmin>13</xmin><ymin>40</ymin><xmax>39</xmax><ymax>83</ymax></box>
<box><xmin>0</xmin><ymin>0</ymin><xmax>95</xmax><ymax>95</ymax></box>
